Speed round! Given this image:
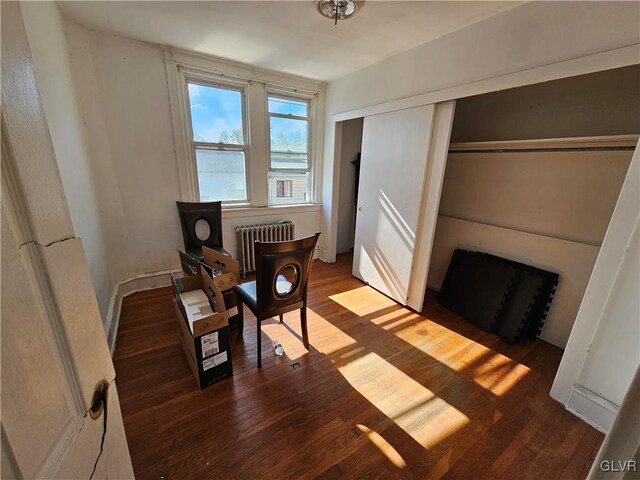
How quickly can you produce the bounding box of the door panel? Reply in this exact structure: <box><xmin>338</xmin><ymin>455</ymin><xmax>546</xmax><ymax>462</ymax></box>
<box><xmin>353</xmin><ymin>105</ymin><xmax>435</xmax><ymax>304</ymax></box>
<box><xmin>1</xmin><ymin>209</ymin><xmax>80</xmax><ymax>479</ymax></box>
<box><xmin>1</xmin><ymin>2</ymin><xmax>134</xmax><ymax>477</ymax></box>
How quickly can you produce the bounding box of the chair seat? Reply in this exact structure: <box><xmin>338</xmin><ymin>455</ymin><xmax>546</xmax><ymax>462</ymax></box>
<box><xmin>234</xmin><ymin>281</ymin><xmax>258</xmax><ymax>312</ymax></box>
<box><xmin>234</xmin><ymin>275</ymin><xmax>292</xmax><ymax>315</ymax></box>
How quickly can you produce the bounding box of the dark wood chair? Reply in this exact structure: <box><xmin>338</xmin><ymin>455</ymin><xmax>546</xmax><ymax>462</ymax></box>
<box><xmin>234</xmin><ymin>233</ymin><xmax>320</xmax><ymax>368</ymax></box>
<box><xmin>176</xmin><ymin>201</ymin><xmax>230</xmax><ymax>261</ymax></box>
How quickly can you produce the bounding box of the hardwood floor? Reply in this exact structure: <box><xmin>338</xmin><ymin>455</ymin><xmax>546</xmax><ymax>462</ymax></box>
<box><xmin>113</xmin><ymin>254</ymin><xmax>603</xmax><ymax>479</ymax></box>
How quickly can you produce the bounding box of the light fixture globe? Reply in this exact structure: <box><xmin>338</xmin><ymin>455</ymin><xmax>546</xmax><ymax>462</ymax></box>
<box><xmin>316</xmin><ymin>0</ymin><xmax>362</xmax><ymax>24</ymax></box>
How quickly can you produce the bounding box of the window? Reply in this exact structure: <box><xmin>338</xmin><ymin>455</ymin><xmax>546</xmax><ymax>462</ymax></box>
<box><xmin>170</xmin><ymin>59</ymin><xmax>321</xmax><ymax>208</ymax></box>
<box><xmin>186</xmin><ymin>82</ymin><xmax>248</xmax><ymax>203</ymax></box>
<box><xmin>268</xmin><ymin>95</ymin><xmax>312</xmax><ymax>205</ymax></box>
<box><xmin>277</xmin><ymin>180</ymin><xmax>293</xmax><ymax>198</ymax></box>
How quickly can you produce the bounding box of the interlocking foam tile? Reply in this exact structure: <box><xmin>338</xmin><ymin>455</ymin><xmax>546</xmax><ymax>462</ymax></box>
<box><xmin>473</xmin><ymin>252</ymin><xmax>559</xmax><ymax>341</ymax></box>
<box><xmin>496</xmin><ymin>271</ymin><xmax>544</xmax><ymax>344</ymax></box>
<box><xmin>437</xmin><ymin>250</ymin><xmax>518</xmax><ymax>333</ymax></box>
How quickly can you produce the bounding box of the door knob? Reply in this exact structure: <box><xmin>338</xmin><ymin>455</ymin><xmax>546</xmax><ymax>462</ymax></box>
<box><xmin>89</xmin><ymin>380</ymin><xmax>109</xmax><ymax>420</ymax></box>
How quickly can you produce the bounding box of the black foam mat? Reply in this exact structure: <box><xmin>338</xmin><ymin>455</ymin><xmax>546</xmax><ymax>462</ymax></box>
<box><xmin>438</xmin><ymin>249</ymin><xmax>559</xmax><ymax>343</ymax></box>
<box><xmin>496</xmin><ymin>271</ymin><xmax>544</xmax><ymax>344</ymax></box>
<box><xmin>437</xmin><ymin>250</ymin><xmax>518</xmax><ymax>333</ymax></box>
<box><xmin>474</xmin><ymin>252</ymin><xmax>559</xmax><ymax>340</ymax></box>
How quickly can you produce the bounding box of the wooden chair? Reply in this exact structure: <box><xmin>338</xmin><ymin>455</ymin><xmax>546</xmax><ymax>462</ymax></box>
<box><xmin>176</xmin><ymin>201</ymin><xmax>230</xmax><ymax>261</ymax></box>
<box><xmin>234</xmin><ymin>233</ymin><xmax>320</xmax><ymax>368</ymax></box>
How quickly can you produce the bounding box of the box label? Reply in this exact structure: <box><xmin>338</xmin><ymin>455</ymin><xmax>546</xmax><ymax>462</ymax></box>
<box><xmin>201</xmin><ymin>332</ymin><xmax>219</xmax><ymax>358</ymax></box>
<box><xmin>202</xmin><ymin>351</ymin><xmax>228</xmax><ymax>371</ymax></box>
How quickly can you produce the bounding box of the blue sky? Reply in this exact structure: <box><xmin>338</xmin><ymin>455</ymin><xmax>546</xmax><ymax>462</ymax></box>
<box><xmin>188</xmin><ymin>83</ymin><xmax>243</xmax><ymax>143</ymax></box>
<box><xmin>188</xmin><ymin>83</ymin><xmax>308</xmax><ymax>150</ymax></box>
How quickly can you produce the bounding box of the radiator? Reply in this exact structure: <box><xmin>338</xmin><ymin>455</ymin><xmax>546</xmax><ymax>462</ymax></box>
<box><xmin>235</xmin><ymin>221</ymin><xmax>295</xmax><ymax>277</ymax></box>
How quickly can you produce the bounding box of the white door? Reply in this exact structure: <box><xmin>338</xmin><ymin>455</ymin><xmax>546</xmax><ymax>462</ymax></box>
<box><xmin>353</xmin><ymin>105</ymin><xmax>436</xmax><ymax>305</ymax></box>
<box><xmin>1</xmin><ymin>3</ymin><xmax>134</xmax><ymax>478</ymax></box>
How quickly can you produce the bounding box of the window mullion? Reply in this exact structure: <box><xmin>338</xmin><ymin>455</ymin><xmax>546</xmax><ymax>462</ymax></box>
<box><xmin>269</xmin><ymin>112</ymin><xmax>310</xmax><ymax>122</ymax></box>
<box><xmin>193</xmin><ymin>141</ymin><xmax>247</xmax><ymax>151</ymax></box>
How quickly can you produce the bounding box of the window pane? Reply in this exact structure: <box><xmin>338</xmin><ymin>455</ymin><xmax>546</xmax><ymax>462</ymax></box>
<box><xmin>269</xmin><ymin>171</ymin><xmax>310</xmax><ymax>205</ymax></box>
<box><xmin>188</xmin><ymin>83</ymin><xmax>244</xmax><ymax>144</ymax></box>
<box><xmin>269</xmin><ymin>117</ymin><xmax>308</xmax><ymax>153</ymax></box>
<box><xmin>270</xmin><ymin>151</ymin><xmax>308</xmax><ymax>170</ymax></box>
<box><xmin>196</xmin><ymin>149</ymin><xmax>247</xmax><ymax>202</ymax></box>
<box><xmin>268</xmin><ymin>96</ymin><xmax>308</xmax><ymax>117</ymax></box>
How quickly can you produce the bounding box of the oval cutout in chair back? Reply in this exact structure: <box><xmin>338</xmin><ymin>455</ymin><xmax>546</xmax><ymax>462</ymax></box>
<box><xmin>275</xmin><ymin>264</ymin><xmax>299</xmax><ymax>298</ymax></box>
<box><xmin>194</xmin><ymin>218</ymin><xmax>211</xmax><ymax>242</ymax></box>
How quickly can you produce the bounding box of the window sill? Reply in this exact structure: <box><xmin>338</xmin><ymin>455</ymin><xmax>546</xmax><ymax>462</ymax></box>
<box><xmin>221</xmin><ymin>203</ymin><xmax>322</xmax><ymax>219</ymax></box>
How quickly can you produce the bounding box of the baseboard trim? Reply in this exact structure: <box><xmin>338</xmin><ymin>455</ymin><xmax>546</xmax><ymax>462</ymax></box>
<box><xmin>317</xmin><ymin>246</ymin><xmax>329</xmax><ymax>263</ymax></box>
<box><xmin>566</xmin><ymin>384</ymin><xmax>618</xmax><ymax>433</ymax></box>
<box><xmin>104</xmin><ymin>268</ymin><xmax>182</xmax><ymax>356</ymax></box>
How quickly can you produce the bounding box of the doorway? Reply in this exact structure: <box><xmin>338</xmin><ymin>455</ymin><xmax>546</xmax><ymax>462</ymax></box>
<box><xmin>335</xmin><ymin>118</ymin><xmax>363</xmax><ymax>255</ymax></box>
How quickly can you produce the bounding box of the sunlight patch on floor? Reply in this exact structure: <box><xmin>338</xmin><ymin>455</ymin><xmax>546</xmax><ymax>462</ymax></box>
<box><xmin>471</xmin><ymin>354</ymin><xmax>531</xmax><ymax>396</ymax></box>
<box><xmin>338</xmin><ymin>352</ymin><xmax>469</xmax><ymax>449</ymax></box>
<box><xmin>329</xmin><ymin>286</ymin><xmax>397</xmax><ymax>317</ymax></box>
<box><xmin>304</xmin><ymin>308</ymin><xmax>358</xmax><ymax>355</ymax></box>
<box><xmin>260</xmin><ymin>321</ymin><xmax>308</xmax><ymax>362</ymax></box>
<box><xmin>374</xmin><ymin>311</ymin><xmax>421</xmax><ymax>331</ymax></box>
<box><xmin>356</xmin><ymin>425</ymin><xmax>406</xmax><ymax>468</ymax></box>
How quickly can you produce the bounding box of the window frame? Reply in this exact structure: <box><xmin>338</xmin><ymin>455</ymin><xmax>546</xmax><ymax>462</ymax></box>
<box><xmin>266</xmin><ymin>91</ymin><xmax>315</xmax><ymax>205</ymax></box>
<box><xmin>165</xmin><ymin>50</ymin><xmax>323</xmax><ymax>210</ymax></box>
<box><xmin>183</xmin><ymin>75</ymin><xmax>252</xmax><ymax>206</ymax></box>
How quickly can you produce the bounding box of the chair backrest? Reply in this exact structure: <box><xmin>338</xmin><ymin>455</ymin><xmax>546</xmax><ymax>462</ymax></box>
<box><xmin>255</xmin><ymin>233</ymin><xmax>320</xmax><ymax>314</ymax></box>
<box><xmin>176</xmin><ymin>201</ymin><xmax>224</xmax><ymax>251</ymax></box>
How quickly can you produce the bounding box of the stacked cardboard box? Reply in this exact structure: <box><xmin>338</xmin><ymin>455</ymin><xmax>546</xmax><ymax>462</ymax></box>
<box><xmin>172</xmin><ymin>259</ymin><xmax>238</xmax><ymax>389</ymax></box>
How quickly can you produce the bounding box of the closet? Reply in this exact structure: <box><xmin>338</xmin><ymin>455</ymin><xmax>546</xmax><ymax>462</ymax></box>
<box><xmin>334</xmin><ymin>65</ymin><xmax>638</xmax><ymax>332</ymax></box>
<box><xmin>428</xmin><ymin>65</ymin><xmax>639</xmax><ymax>348</ymax></box>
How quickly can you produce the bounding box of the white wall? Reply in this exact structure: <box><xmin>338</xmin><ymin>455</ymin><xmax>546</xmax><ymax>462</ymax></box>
<box><xmin>21</xmin><ymin>3</ymin><xmax>133</xmax><ymax>327</ymax></box>
<box><xmin>577</xmin><ymin>222</ymin><xmax>639</xmax><ymax>406</ymax></box>
<box><xmin>63</xmin><ymin>21</ymin><xmax>323</xmax><ymax>276</ymax></box>
<box><xmin>552</xmin><ymin>145</ymin><xmax>639</xmax><ymax>432</ymax></box>
<box><xmin>336</xmin><ymin>118</ymin><xmax>363</xmax><ymax>253</ymax></box>
<box><xmin>64</xmin><ymin>22</ymin><xmax>134</xmax><ymax>286</ymax></box>
<box><xmin>80</xmin><ymin>27</ymin><xmax>183</xmax><ymax>276</ymax></box>
<box><xmin>326</xmin><ymin>2</ymin><xmax>640</xmax><ymax>115</ymax></box>
<box><xmin>221</xmin><ymin>208</ymin><xmax>322</xmax><ymax>261</ymax></box>
<box><xmin>321</xmin><ymin>1</ymin><xmax>640</xmax><ymax>259</ymax></box>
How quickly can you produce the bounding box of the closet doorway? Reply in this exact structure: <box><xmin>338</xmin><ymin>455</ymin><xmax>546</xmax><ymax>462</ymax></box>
<box><xmin>334</xmin><ymin>118</ymin><xmax>363</xmax><ymax>256</ymax></box>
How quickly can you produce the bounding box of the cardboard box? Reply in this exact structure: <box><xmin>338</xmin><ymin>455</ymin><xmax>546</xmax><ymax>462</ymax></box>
<box><xmin>172</xmin><ymin>271</ymin><xmax>233</xmax><ymax>389</ymax></box>
<box><xmin>178</xmin><ymin>247</ymin><xmax>240</xmax><ymax>325</ymax></box>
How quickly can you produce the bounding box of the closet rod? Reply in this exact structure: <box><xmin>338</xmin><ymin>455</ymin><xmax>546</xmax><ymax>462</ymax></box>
<box><xmin>449</xmin><ymin>146</ymin><xmax>636</xmax><ymax>154</ymax></box>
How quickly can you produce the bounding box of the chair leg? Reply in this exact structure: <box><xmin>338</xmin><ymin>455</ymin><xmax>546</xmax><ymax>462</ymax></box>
<box><xmin>257</xmin><ymin>319</ymin><xmax>262</xmax><ymax>368</ymax></box>
<box><xmin>236</xmin><ymin>297</ymin><xmax>244</xmax><ymax>336</ymax></box>
<box><xmin>279</xmin><ymin>314</ymin><xmax>284</xmax><ymax>323</ymax></box>
<box><xmin>301</xmin><ymin>307</ymin><xmax>309</xmax><ymax>349</ymax></box>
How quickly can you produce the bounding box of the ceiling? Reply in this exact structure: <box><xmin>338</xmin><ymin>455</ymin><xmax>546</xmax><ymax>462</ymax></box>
<box><xmin>57</xmin><ymin>1</ymin><xmax>522</xmax><ymax>81</ymax></box>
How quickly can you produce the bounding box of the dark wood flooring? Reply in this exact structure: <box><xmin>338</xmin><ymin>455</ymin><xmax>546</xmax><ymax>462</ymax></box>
<box><xmin>113</xmin><ymin>254</ymin><xmax>603</xmax><ymax>479</ymax></box>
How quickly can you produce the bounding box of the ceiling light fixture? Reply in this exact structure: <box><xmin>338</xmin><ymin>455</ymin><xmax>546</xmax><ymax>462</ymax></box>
<box><xmin>316</xmin><ymin>0</ymin><xmax>362</xmax><ymax>25</ymax></box>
